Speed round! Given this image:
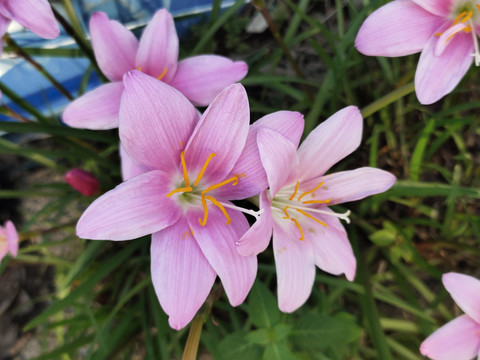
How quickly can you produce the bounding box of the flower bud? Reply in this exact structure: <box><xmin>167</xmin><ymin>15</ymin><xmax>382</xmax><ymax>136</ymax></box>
<box><xmin>65</xmin><ymin>169</ymin><xmax>100</xmax><ymax>196</ymax></box>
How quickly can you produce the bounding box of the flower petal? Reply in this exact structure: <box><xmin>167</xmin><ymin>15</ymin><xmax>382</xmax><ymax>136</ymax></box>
<box><xmin>412</xmin><ymin>0</ymin><xmax>451</xmax><ymax>17</ymax></box>
<box><xmin>5</xmin><ymin>0</ymin><xmax>59</xmax><ymax>39</ymax></box>
<box><xmin>355</xmin><ymin>0</ymin><xmax>442</xmax><ymax>57</ymax></box>
<box><xmin>307</xmin><ymin>210</ymin><xmax>356</xmax><ymax>281</ymax></box>
<box><xmin>0</xmin><ymin>13</ymin><xmax>10</xmax><ymax>38</ymax></box>
<box><xmin>435</xmin><ymin>23</ymin><xmax>468</xmax><ymax>56</ymax></box>
<box><xmin>442</xmin><ymin>272</ymin><xmax>480</xmax><ymax>324</ymax></box>
<box><xmin>120</xmin><ymin>145</ymin><xmax>150</xmax><ymax>181</ymax></box>
<box><xmin>420</xmin><ymin>314</ymin><xmax>480</xmax><ymax>360</ymax></box>
<box><xmin>136</xmin><ymin>9</ymin><xmax>178</xmax><ymax>83</ymax></box>
<box><xmin>90</xmin><ymin>12</ymin><xmax>138</xmax><ymax>82</ymax></box>
<box><xmin>236</xmin><ymin>191</ymin><xmax>273</xmax><ymax>256</ymax></box>
<box><xmin>272</xmin><ymin>220</ymin><xmax>316</xmax><ymax>312</ymax></box>
<box><xmin>187</xmin><ymin>204</ymin><xmax>257</xmax><ymax>306</ymax></box>
<box><xmin>170</xmin><ymin>55</ymin><xmax>248</xmax><ymax>106</ymax></box>
<box><xmin>257</xmin><ymin>128</ymin><xmax>298</xmax><ymax>197</ymax></box>
<box><xmin>120</xmin><ymin>70</ymin><xmax>198</xmax><ymax>172</ymax></box>
<box><xmin>77</xmin><ymin>170</ymin><xmax>182</xmax><ymax>240</ymax></box>
<box><xmin>415</xmin><ymin>28</ymin><xmax>473</xmax><ymax>104</ymax></box>
<box><xmin>184</xmin><ymin>84</ymin><xmax>250</xmax><ymax>185</ymax></box>
<box><xmin>151</xmin><ymin>218</ymin><xmax>216</xmax><ymax>330</ymax></box>
<box><xmin>215</xmin><ymin>110</ymin><xmax>304</xmax><ymax>200</ymax></box>
<box><xmin>297</xmin><ymin>106</ymin><xmax>363</xmax><ymax>182</ymax></box>
<box><xmin>299</xmin><ymin>167</ymin><xmax>396</xmax><ymax>206</ymax></box>
<box><xmin>5</xmin><ymin>220</ymin><xmax>18</xmax><ymax>257</ymax></box>
<box><xmin>62</xmin><ymin>82</ymin><xmax>124</xmax><ymax>130</ymax></box>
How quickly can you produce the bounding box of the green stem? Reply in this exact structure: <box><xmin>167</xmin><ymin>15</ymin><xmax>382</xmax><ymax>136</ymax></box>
<box><xmin>0</xmin><ymin>81</ymin><xmax>49</xmax><ymax>122</ymax></box>
<box><xmin>0</xmin><ymin>104</ymin><xmax>34</xmax><ymax>122</ymax></box>
<box><xmin>19</xmin><ymin>221</ymin><xmax>76</xmax><ymax>241</ymax></box>
<box><xmin>361</xmin><ymin>82</ymin><xmax>415</xmax><ymax>118</ymax></box>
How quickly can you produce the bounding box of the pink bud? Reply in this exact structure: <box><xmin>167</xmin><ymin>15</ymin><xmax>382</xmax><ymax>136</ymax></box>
<box><xmin>65</xmin><ymin>169</ymin><xmax>100</xmax><ymax>196</ymax></box>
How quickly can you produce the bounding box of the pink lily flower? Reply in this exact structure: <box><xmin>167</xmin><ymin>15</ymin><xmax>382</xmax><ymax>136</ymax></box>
<box><xmin>65</xmin><ymin>168</ymin><xmax>100</xmax><ymax>196</ymax></box>
<box><xmin>355</xmin><ymin>0</ymin><xmax>480</xmax><ymax>104</ymax></box>
<box><xmin>0</xmin><ymin>0</ymin><xmax>59</xmax><ymax>41</ymax></box>
<box><xmin>421</xmin><ymin>272</ymin><xmax>480</xmax><ymax>360</ymax></box>
<box><xmin>0</xmin><ymin>220</ymin><xmax>19</xmax><ymax>261</ymax></box>
<box><xmin>75</xmin><ymin>71</ymin><xmax>302</xmax><ymax>329</ymax></box>
<box><xmin>63</xmin><ymin>9</ymin><xmax>248</xmax><ymax>130</ymax></box>
<box><xmin>236</xmin><ymin>106</ymin><xmax>396</xmax><ymax>312</ymax></box>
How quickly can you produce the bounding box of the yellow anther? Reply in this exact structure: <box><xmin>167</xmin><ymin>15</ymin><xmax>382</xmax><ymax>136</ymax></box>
<box><xmin>194</xmin><ymin>153</ymin><xmax>216</xmax><ymax>186</ymax></box>
<box><xmin>199</xmin><ymin>194</ymin><xmax>209</xmax><ymax>226</ymax></box>
<box><xmin>460</xmin><ymin>10</ymin><xmax>473</xmax><ymax>23</ymax></box>
<box><xmin>180</xmin><ymin>151</ymin><xmax>189</xmax><ymax>187</ymax></box>
<box><xmin>206</xmin><ymin>196</ymin><xmax>231</xmax><ymax>225</ymax></box>
<box><xmin>157</xmin><ymin>67</ymin><xmax>168</xmax><ymax>81</ymax></box>
<box><xmin>298</xmin><ymin>181</ymin><xmax>325</xmax><ymax>201</ymax></box>
<box><xmin>198</xmin><ymin>175</ymin><xmax>239</xmax><ymax>226</ymax></box>
<box><xmin>137</xmin><ymin>67</ymin><xmax>142</xmax><ymax>71</ymax></box>
<box><xmin>282</xmin><ymin>206</ymin><xmax>290</xmax><ymax>219</ymax></box>
<box><xmin>296</xmin><ymin>209</ymin><xmax>328</xmax><ymax>228</ymax></box>
<box><xmin>477</xmin><ymin>4</ymin><xmax>480</xmax><ymax>12</ymax></box>
<box><xmin>166</xmin><ymin>186</ymin><xmax>193</xmax><ymax>198</ymax></box>
<box><xmin>453</xmin><ymin>11</ymin><xmax>467</xmax><ymax>26</ymax></box>
<box><xmin>302</xmin><ymin>199</ymin><xmax>331</xmax><ymax>205</ymax></box>
<box><xmin>291</xmin><ymin>218</ymin><xmax>304</xmax><ymax>241</ymax></box>
<box><xmin>289</xmin><ymin>181</ymin><xmax>300</xmax><ymax>200</ymax></box>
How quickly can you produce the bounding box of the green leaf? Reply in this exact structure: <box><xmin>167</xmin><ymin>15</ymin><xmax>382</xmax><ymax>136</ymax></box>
<box><xmin>369</xmin><ymin>229</ymin><xmax>397</xmax><ymax>246</ymax></box>
<box><xmin>263</xmin><ymin>342</ymin><xmax>293</xmax><ymax>360</ymax></box>
<box><xmin>248</xmin><ymin>280</ymin><xmax>281</xmax><ymax>328</ymax></box>
<box><xmin>218</xmin><ymin>331</ymin><xmax>263</xmax><ymax>360</ymax></box>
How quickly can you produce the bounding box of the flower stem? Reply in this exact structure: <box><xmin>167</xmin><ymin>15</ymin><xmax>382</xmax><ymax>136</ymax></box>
<box><xmin>3</xmin><ymin>34</ymin><xmax>73</xmax><ymax>100</ymax></box>
<box><xmin>0</xmin><ymin>104</ymin><xmax>34</xmax><ymax>122</ymax></box>
<box><xmin>361</xmin><ymin>82</ymin><xmax>415</xmax><ymax>118</ymax></box>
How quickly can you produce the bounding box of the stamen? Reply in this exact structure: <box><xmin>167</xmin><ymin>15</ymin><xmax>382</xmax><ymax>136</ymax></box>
<box><xmin>206</xmin><ymin>196</ymin><xmax>231</xmax><ymax>225</ymax></box>
<box><xmin>296</xmin><ymin>209</ymin><xmax>328</xmax><ymax>227</ymax></box>
<box><xmin>198</xmin><ymin>175</ymin><xmax>239</xmax><ymax>225</ymax></box>
<box><xmin>180</xmin><ymin>151</ymin><xmax>189</xmax><ymax>187</ymax></box>
<box><xmin>216</xmin><ymin>200</ymin><xmax>264</xmax><ymax>220</ymax></box>
<box><xmin>460</xmin><ymin>10</ymin><xmax>473</xmax><ymax>23</ymax></box>
<box><xmin>288</xmin><ymin>181</ymin><xmax>300</xmax><ymax>200</ymax></box>
<box><xmin>166</xmin><ymin>186</ymin><xmax>193</xmax><ymax>198</ymax></box>
<box><xmin>137</xmin><ymin>67</ymin><xmax>142</xmax><ymax>71</ymax></box>
<box><xmin>453</xmin><ymin>11</ymin><xmax>467</xmax><ymax>26</ymax></box>
<box><xmin>199</xmin><ymin>194</ymin><xmax>209</xmax><ymax>226</ymax></box>
<box><xmin>302</xmin><ymin>199</ymin><xmax>331</xmax><ymax>205</ymax></box>
<box><xmin>298</xmin><ymin>181</ymin><xmax>324</xmax><ymax>201</ymax></box>
<box><xmin>477</xmin><ymin>4</ymin><xmax>480</xmax><ymax>12</ymax></box>
<box><xmin>157</xmin><ymin>67</ymin><xmax>168</xmax><ymax>81</ymax></box>
<box><xmin>282</xmin><ymin>206</ymin><xmax>290</xmax><ymax>219</ymax></box>
<box><xmin>194</xmin><ymin>153</ymin><xmax>216</xmax><ymax>186</ymax></box>
<box><xmin>291</xmin><ymin>218</ymin><xmax>304</xmax><ymax>241</ymax></box>
<box><xmin>201</xmin><ymin>175</ymin><xmax>239</xmax><ymax>194</ymax></box>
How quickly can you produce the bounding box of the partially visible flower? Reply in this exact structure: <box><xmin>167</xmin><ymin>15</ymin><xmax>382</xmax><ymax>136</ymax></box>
<box><xmin>355</xmin><ymin>0</ymin><xmax>480</xmax><ymax>104</ymax></box>
<box><xmin>75</xmin><ymin>71</ymin><xmax>301</xmax><ymax>329</ymax></box>
<box><xmin>421</xmin><ymin>272</ymin><xmax>480</xmax><ymax>360</ymax></box>
<box><xmin>63</xmin><ymin>9</ymin><xmax>248</xmax><ymax>130</ymax></box>
<box><xmin>0</xmin><ymin>220</ymin><xmax>19</xmax><ymax>261</ymax></box>
<box><xmin>65</xmin><ymin>168</ymin><xmax>100</xmax><ymax>196</ymax></box>
<box><xmin>0</xmin><ymin>0</ymin><xmax>59</xmax><ymax>40</ymax></box>
<box><xmin>237</xmin><ymin>106</ymin><xmax>396</xmax><ymax>312</ymax></box>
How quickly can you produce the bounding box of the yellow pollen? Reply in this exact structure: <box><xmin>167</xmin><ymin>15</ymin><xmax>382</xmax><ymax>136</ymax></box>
<box><xmin>166</xmin><ymin>186</ymin><xmax>193</xmax><ymax>198</ymax></box>
<box><xmin>453</xmin><ymin>11</ymin><xmax>467</xmax><ymax>26</ymax></box>
<box><xmin>194</xmin><ymin>153</ymin><xmax>216</xmax><ymax>186</ymax></box>
<box><xmin>137</xmin><ymin>67</ymin><xmax>142</xmax><ymax>71</ymax></box>
<box><xmin>298</xmin><ymin>181</ymin><xmax>325</xmax><ymax>201</ymax></box>
<box><xmin>461</xmin><ymin>10</ymin><xmax>473</xmax><ymax>23</ymax></box>
<box><xmin>282</xmin><ymin>206</ymin><xmax>290</xmax><ymax>219</ymax></box>
<box><xmin>291</xmin><ymin>218</ymin><xmax>304</xmax><ymax>241</ymax></box>
<box><xmin>206</xmin><ymin>196</ymin><xmax>231</xmax><ymax>225</ymax></box>
<box><xmin>296</xmin><ymin>209</ymin><xmax>328</xmax><ymax>228</ymax></box>
<box><xmin>157</xmin><ymin>67</ymin><xmax>168</xmax><ymax>81</ymax></box>
<box><xmin>302</xmin><ymin>199</ymin><xmax>331</xmax><ymax>205</ymax></box>
<box><xmin>181</xmin><ymin>151</ymin><xmax>189</xmax><ymax>187</ymax></box>
<box><xmin>199</xmin><ymin>175</ymin><xmax>239</xmax><ymax>226</ymax></box>
<box><xmin>436</xmin><ymin>10</ymin><xmax>476</xmax><ymax>38</ymax></box>
<box><xmin>289</xmin><ymin>181</ymin><xmax>300</xmax><ymax>200</ymax></box>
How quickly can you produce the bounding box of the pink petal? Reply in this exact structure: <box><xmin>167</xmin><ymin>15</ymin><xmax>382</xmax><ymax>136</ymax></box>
<box><xmin>90</xmin><ymin>12</ymin><xmax>138</xmax><ymax>82</ymax></box>
<box><xmin>272</xmin><ymin>220</ymin><xmax>316</xmax><ymax>312</ymax></box>
<box><xmin>415</xmin><ymin>28</ymin><xmax>473</xmax><ymax>104</ymax></box>
<box><xmin>5</xmin><ymin>220</ymin><xmax>18</xmax><ymax>258</ymax></box>
<box><xmin>215</xmin><ymin>110</ymin><xmax>304</xmax><ymax>200</ymax></box>
<box><xmin>435</xmin><ymin>23</ymin><xmax>469</xmax><ymax>56</ymax></box>
<box><xmin>412</xmin><ymin>0</ymin><xmax>452</xmax><ymax>17</ymax></box>
<box><xmin>119</xmin><ymin>145</ymin><xmax>149</xmax><ymax>181</ymax></box>
<box><xmin>442</xmin><ymin>272</ymin><xmax>480</xmax><ymax>324</ymax></box>
<box><xmin>257</xmin><ymin>128</ymin><xmax>297</xmax><ymax>197</ymax></box>
<box><xmin>151</xmin><ymin>218</ymin><xmax>216</xmax><ymax>330</ymax></box>
<box><xmin>297</xmin><ymin>106</ymin><xmax>363</xmax><ymax>182</ymax></box>
<box><xmin>355</xmin><ymin>0</ymin><xmax>442</xmax><ymax>57</ymax></box>
<box><xmin>0</xmin><ymin>13</ymin><xmax>10</xmax><ymax>37</ymax></box>
<box><xmin>120</xmin><ymin>70</ymin><xmax>198</xmax><ymax>172</ymax></box>
<box><xmin>5</xmin><ymin>0</ymin><xmax>59</xmax><ymax>39</ymax></box>
<box><xmin>76</xmin><ymin>170</ymin><xmax>182</xmax><ymax>240</ymax></box>
<box><xmin>306</xmin><ymin>210</ymin><xmax>356</xmax><ymax>281</ymax></box>
<box><xmin>136</xmin><ymin>9</ymin><xmax>178</xmax><ymax>83</ymax></box>
<box><xmin>62</xmin><ymin>82</ymin><xmax>124</xmax><ymax>130</ymax></box>
<box><xmin>187</xmin><ymin>204</ymin><xmax>257</xmax><ymax>306</ymax></box>
<box><xmin>184</xmin><ymin>84</ymin><xmax>250</xmax><ymax>185</ymax></box>
<box><xmin>236</xmin><ymin>191</ymin><xmax>273</xmax><ymax>256</ymax></box>
<box><xmin>299</xmin><ymin>167</ymin><xmax>396</xmax><ymax>206</ymax></box>
<box><xmin>170</xmin><ymin>55</ymin><xmax>248</xmax><ymax>106</ymax></box>
<box><xmin>420</xmin><ymin>315</ymin><xmax>480</xmax><ymax>360</ymax></box>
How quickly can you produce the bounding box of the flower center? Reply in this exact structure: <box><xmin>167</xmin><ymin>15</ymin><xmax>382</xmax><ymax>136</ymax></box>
<box><xmin>272</xmin><ymin>180</ymin><xmax>351</xmax><ymax>241</ymax></box>
<box><xmin>166</xmin><ymin>151</ymin><xmax>260</xmax><ymax>226</ymax></box>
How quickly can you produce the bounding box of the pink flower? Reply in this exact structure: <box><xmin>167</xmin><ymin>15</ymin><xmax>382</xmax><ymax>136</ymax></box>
<box><xmin>0</xmin><ymin>0</ymin><xmax>59</xmax><ymax>40</ymax></box>
<box><xmin>421</xmin><ymin>272</ymin><xmax>480</xmax><ymax>360</ymax></box>
<box><xmin>65</xmin><ymin>168</ymin><xmax>100</xmax><ymax>196</ymax></box>
<box><xmin>0</xmin><ymin>220</ymin><xmax>19</xmax><ymax>261</ymax></box>
<box><xmin>236</xmin><ymin>106</ymin><xmax>396</xmax><ymax>312</ymax></box>
<box><xmin>75</xmin><ymin>71</ymin><xmax>301</xmax><ymax>329</ymax></box>
<box><xmin>355</xmin><ymin>0</ymin><xmax>480</xmax><ymax>104</ymax></box>
<box><xmin>63</xmin><ymin>9</ymin><xmax>248</xmax><ymax>130</ymax></box>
